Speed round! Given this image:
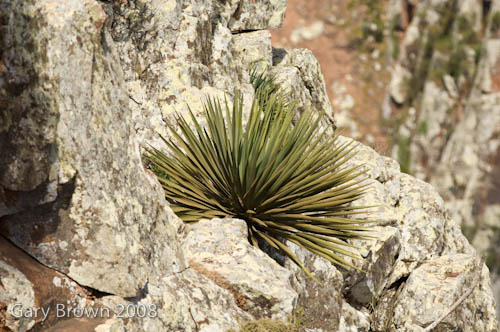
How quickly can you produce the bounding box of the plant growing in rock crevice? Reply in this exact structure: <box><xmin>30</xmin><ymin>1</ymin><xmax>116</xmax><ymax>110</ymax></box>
<box><xmin>145</xmin><ymin>72</ymin><xmax>374</xmax><ymax>278</ymax></box>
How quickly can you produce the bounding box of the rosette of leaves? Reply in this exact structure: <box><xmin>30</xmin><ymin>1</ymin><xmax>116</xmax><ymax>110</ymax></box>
<box><xmin>145</xmin><ymin>75</ymin><xmax>374</xmax><ymax>279</ymax></box>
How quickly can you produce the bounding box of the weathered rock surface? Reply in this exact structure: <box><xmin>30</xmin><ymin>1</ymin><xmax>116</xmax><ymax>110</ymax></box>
<box><xmin>0</xmin><ymin>0</ymin><xmax>498</xmax><ymax>331</ymax></box>
<box><xmin>0</xmin><ymin>0</ymin><xmax>286</xmax><ymax>330</ymax></box>
<box><xmin>182</xmin><ymin>218</ymin><xmax>297</xmax><ymax>320</ymax></box>
<box><xmin>272</xmin><ymin>48</ymin><xmax>334</xmax><ymax>119</ymax></box>
<box><xmin>0</xmin><ymin>0</ymin><xmax>187</xmax><ymax>298</ymax></box>
<box><xmin>392</xmin><ymin>254</ymin><xmax>497</xmax><ymax>332</ymax></box>
<box><xmin>1</xmin><ymin>260</ymin><xmax>35</xmax><ymax>332</ymax></box>
<box><xmin>0</xmin><ymin>236</ymin><xmax>92</xmax><ymax>331</ymax></box>
<box><xmin>385</xmin><ymin>0</ymin><xmax>500</xmax><ymax>317</ymax></box>
<box><xmin>226</xmin><ymin>0</ymin><xmax>288</xmax><ymax>32</ymax></box>
<box><xmin>45</xmin><ymin>318</ymin><xmax>121</xmax><ymax>332</ymax></box>
<box><xmin>284</xmin><ymin>137</ymin><xmax>497</xmax><ymax>331</ymax></box>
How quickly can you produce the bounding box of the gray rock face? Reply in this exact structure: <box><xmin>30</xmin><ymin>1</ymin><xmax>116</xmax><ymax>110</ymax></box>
<box><xmin>285</xmin><ymin>241</ymin><xmax>345</xmax><ymax>331</ymax></box>
<box><xmin>0</xmin><ymin>0</ymin><xmax>286</xmax><ymax>330</ymax></box>
<box><xmin>282</xmin><ymin>137</ymin><xmax>497</xmax><ymax>331</ymax></box>
<box><xmin>392</xmin><ymin>254</ymin><xmax>497</xmax><ymax>332</ymax></box>
<box><xmin>272</xmin><ymin>48</ymin><xmax>334</xmax><ymax>120</ymax></box>
<box><xmin>389</xmin><ymin>64</ymin><xmax>411</xmax><ymax>105</ymax></box>
<box><xmin>0</xmin><ymin>0</ymin><xmax>498</xmax><ymax>331</ymax></box>
<box><xmin>182</xmin><ymin>218</ymin><xmax>298</xmax><ymax>320</ymax></box>
<box><xmin>385</xmin><ymin>0</ymin><xmax>500</xmax><ymax>317</ymax></box>
<box><xmin>232</xmin><ymin>30</ymin><xmax>274</xmax><ymax>69</ymax></box>
<box><xmin>227</xmin><ymin>0</ymin><xmax>288</xmax><ymax>32</ymax></box>
<box><xmin>0</xmin><ymin>0</ymin><xmax>185</xmax><ymax>297</ymax></box>
<box><xmin>1</xmin><ymin>261</ymin><xmax>36</xmax><ymax>332</ymax></box>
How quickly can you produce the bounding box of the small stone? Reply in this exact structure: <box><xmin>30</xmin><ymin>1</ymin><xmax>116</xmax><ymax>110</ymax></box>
<box><xmin>389</xmin><ymin>64</ymin><xmax>411</xmax><ymax>104</ymax></box>
<box><xmin>442</xmin><ymin>74</ymin><xmax>459</xmax><ymax>99</ymax></box>
<box><xmin>334</xmin><ymin>94</ymin><xmax>355</xmax><ymax>110</ymax></box>
<box><xmin>325</xmin><ymin>14</ymin><xmax>337</xmax><ymax>25</ymax></box>
<box><xmin>290</xmin><ymin>21</ymin><xmax>325</xmax><ymax>43</ymax></box>
<box><xmin>53</xmin><ymin>276</ymin><xmax>62</xmax><ymax>287</ymax></box>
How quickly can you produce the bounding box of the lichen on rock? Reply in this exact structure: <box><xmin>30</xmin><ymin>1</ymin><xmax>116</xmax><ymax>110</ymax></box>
<box><xmin>0</xmin><ymin>0</ymin><xmax>498</xmax><ymax>331</ymax></box>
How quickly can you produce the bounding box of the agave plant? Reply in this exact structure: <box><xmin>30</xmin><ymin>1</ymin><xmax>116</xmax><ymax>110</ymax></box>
<box><xmin>145</xmin><ymin>76</ymin><xmax>374</xmax><ymax>279</ymax></box>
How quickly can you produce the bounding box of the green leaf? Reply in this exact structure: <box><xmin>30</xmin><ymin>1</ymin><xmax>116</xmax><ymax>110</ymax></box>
<box><xmin>143</xmin><ymin>67</ymin><xmax>376</xmax><ymax>280</ymax></box>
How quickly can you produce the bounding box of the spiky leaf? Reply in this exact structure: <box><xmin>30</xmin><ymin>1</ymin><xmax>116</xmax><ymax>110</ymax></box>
<box><xmin>145</xmin><ymin>74</ymin><xmax>374</xmax><ymax>278</ymax></box>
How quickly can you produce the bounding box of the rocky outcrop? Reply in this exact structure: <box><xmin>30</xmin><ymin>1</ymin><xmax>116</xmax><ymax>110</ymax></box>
<box><xmin>0</xmin><ymin>236</ymin><xmax>97</xmax><ymax>331</ymax></box>
<box><xmin>385</xmin><ymin>0</ymin><xmax>500</xmax><ymax>317</ymax></box>
<box><xmin>285</xmin><ymin>136</ymin><xmax>498</xmax><ymax>331</ymax></box>
<box><xmin>391</xmin><ymin>254</ymin><xmax>495</xmax><ymax>332</ymax></box>
<box><xmin>0</xmin><ymin>0</ymin><xmax>498</xmax><ymax>332</ymax></box>
<box><xmin>182</xmin><ymin>219</ymin><xmax>297</xmax><ymax>321</ymax></box>
<box><xmin>0</xmin><ymin>0</ymin><xmax>284</xmax><ymax>330</ymax></box>
<box><xmin>0</xmin><ymin>0</ymin><xmax>185</xmax><ymax>299</ymax></box>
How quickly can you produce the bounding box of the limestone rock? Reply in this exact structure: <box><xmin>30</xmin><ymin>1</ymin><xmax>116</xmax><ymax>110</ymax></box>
<box><xmin>388</xmin><ymin>64</ymin><xmax>411</xmax><ymax>105</ymax></box>
<box><xmin>0</xmin><ymin>0</ymin><xmax>185</xmax><ymax>297</ymax></box>
<box><xmin>346</xmin><ymin>226</ymin><xmax>401</xmax><ymax>305</ymax></box>
<box><xmin>392</xmin><ymin>254</ymin><xmax>498</xmax><ymax>332</ymax></box>
<box><xmin>338</xmin><ymin>301</ymin><xmax>370</xmax><ymax>332</ymax></box>
<box><xmin>0</xmin><ymin>0</ymin><xmax>295</xmax><ymax>330</ymax></box>
<box><xmin>443</xmin><ymin>74</ymin><xmax>459</xmax><ymax>99</ymax></box>
<box><xmin>432</xmin><ymin>93</ymin><xmax>500</xmax><ymax>221</ymax></box>
<box><xmin>285</xmin><ymin>241</ymin><xmax>345</xmax><ymax>331</ymax></box>
<box><xmin>0</xmin><ymin>237</ymin><xmax>93</xmax><ymax>331</ymax></box>
<box><xmin>45</xmin><ymin>318</ymin><xmax>119</xmax><ymax>332</ymax></box>
<box><xmin>272</xmin><ymin>48</ymin><xmax>335</xmax><ymax>129</ymax></box>
<box><xmin>1</xmin><ymin>261</ymin><xmax>35</xmax><ymax>332</ymax></box>
<box><xmin>232</xmin><ymin>30</ymin><xmax>273</xmax><ymax>70</ymax></box>
<box><xmin>182</xmin><ymin>218</ymin><xmax>298</xmax><ymax>320</ymax></box>
<box><xmin>0</xmin><ymin>0</ymin><xmax>498</xmax><ymax>330</ymax></box>
<box><xmin>290</xmin><ymin>139</ymin><xmax>497</xmax><ymax>331</ymax></box>
<box><xmin>93</xmin><ymin>271</ymin><xmax>250</xmax><ymax>332</ymax></box>
<box><xmin>227</xmin><ymin>0</ymin><xmax>288</xmax><ymax>32</ymax></box>
<box><xmin>385</xmin><ymin>0</ymin><xmax>500</xmax><ymax>318</ymax></box>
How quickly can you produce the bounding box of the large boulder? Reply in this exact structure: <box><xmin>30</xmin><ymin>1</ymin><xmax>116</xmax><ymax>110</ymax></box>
<box><xmin>182</xmin><ymin>218</ymin><xmax>298</xmax><ymax>320</ymax></box>
<box><xmin>392</xmin><ymin>254</ymin><xmax>497</xmax><ymax>332</ymax></box>
<box><xmin>0</xmin><ymin>0</ymin><xmax>184</xmax><ymax>297</ymax></box>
